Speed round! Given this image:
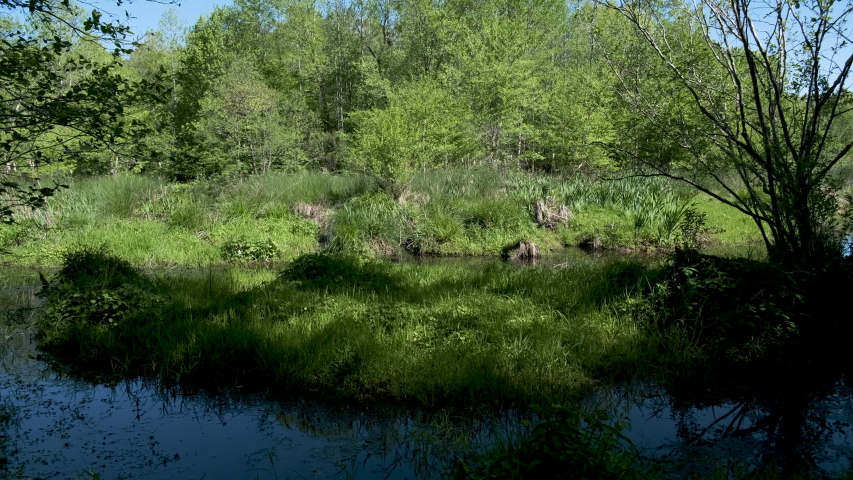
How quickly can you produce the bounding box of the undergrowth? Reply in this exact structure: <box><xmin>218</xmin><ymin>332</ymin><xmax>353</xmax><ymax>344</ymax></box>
<box><xmin>36</xmin><ymin>248</ymin><xmax>661</xmax><ymax>406</ymax></box>
<box><xmin>0</xmin><ymin>169</ymin><xmax>763</xmax><ymax>267</ymax></box>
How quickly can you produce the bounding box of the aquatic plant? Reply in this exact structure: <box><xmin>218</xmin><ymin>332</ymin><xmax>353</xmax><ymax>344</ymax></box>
<box><xmin>456</xmin><ymin>405</ymin><xmax>639</xmax><ymax>480</ymax></box>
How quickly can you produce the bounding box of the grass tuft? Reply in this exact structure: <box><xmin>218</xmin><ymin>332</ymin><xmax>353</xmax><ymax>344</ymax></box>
<box><xmin>0</xmin><ymin>169</ymin><xmax>764</xmax><ymax>267</ymax></box>
<box><xmin>36</xmin><ymin>250</ymin><xmax>663</xmax><ymax>406</ymax></box>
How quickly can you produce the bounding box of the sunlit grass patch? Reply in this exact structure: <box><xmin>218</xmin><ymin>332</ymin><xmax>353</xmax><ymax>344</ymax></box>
<box><xmin>37</xmin><ymin>251</ymin><xmax>660</xmax><ymax>407</ymax></box>
<box><xmin>1</xmin><ymin>169</ymin><xmax>768</xmax><ymax>267</ymax></box>
<box><xmin>5</xmin><ymin>220</ymin><xmax>218</xmax><ymax>266</ymax></box>
<box><xmin>694</xmin><ymin>193</ymin><xmax>765</xmax><ymax>246</ymax></box>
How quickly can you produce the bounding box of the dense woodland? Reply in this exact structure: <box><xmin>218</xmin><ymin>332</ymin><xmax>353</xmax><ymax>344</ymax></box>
<box><xmin>1</xmin><ymin>0</ymin><xmax>737</xmax><ymax>179</ymax></box>
<box><xmin>4</xmin><ymin>0</ymin><xmax>853</xmax><ymax>267</ymax></box>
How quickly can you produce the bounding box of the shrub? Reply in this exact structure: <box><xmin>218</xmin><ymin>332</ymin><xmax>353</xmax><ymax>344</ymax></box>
<box><xmin>54</xmin><ymin>245</ymin><xmax>140</xmax><ymax>287</ymax></box>
<box><xmin>40</xmin><ymin>246</ymin><xmax>162</xmax><ymax>329</ymax></box>
<box><xmin>220</xmin><ymin>237</ymin><xmax>280</xmax><ymax>262</ymax></box>
<box><xmin>281</xmin><ymin>252</ymin><xmax>397</xmax><ymax>292</ymax></box>
<box><xmin>648</xmin><ymin>249</ymin><xmax>802</xmax><ymax>365</ymax></box>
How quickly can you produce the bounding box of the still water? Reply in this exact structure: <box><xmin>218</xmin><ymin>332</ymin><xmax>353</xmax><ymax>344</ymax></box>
<box><xmin>0</xmin><ymin>272</ymin><xmax>517</xmax><ymax>479</ymax></box>
<box><xmin>2</xmin><ymin>252</ymin><xmax>853</xmax><ymax>479</ymax></box>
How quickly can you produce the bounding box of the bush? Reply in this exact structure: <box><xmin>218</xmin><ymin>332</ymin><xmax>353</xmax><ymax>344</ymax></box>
<box><xmin>648</xmin><ymin>249</ymin><xmax>802</xmax><ymax>365</ymax></box>
<box><xmin>41</xmin><ymin>246</ymin><xmax>162</xmax><ymax>329</ymax></box>
<box><xmin>281</xmin><ymin>252</ymin><xmax>397</xmax><ymax>292</ymax></box>
<box><xmin>220</xmin><ymin>237</ymin><xmax>280</xmax><ymax>262</ymax></box>
<box><xmin>54</xmin><ymin>245</ymin><xmax>141</xmax><ymax>287</ymax></box>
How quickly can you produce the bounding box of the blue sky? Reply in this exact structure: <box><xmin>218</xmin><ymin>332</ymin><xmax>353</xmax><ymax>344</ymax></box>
<box><xmin>89</xmin><ymin>0</ymin><xmax>232</xmax><ymax>38</ymax></box>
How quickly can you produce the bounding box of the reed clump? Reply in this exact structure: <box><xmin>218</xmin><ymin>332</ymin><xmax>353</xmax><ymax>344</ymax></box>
<box><xmin>1</xmin><ymin>169</ymin><xmax>763</xmax><ymax>267</ymax></box>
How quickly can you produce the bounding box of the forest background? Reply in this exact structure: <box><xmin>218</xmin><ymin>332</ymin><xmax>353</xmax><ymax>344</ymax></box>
<box><xmin>2</xmin><ymin>0</ymin><xmax>732</xmax><ymax>187</ymax></box>
<box><xmin>2</xmin><ymin>0</ymin><xmax>853</xmax><ymax>266</ymax></box>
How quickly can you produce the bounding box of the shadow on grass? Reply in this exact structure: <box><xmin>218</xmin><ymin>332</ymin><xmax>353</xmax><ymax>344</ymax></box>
<box><xmin>36</xmin><ymin>250</ymin><xmax>661</xmax><ymax>407</ymax></box>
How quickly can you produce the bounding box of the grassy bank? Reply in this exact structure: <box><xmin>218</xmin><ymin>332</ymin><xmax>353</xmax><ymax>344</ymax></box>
<box><xmin>36</xmin><ymin>249</ymin><xmax>667</xmax><ymax>406</ymax></box>
<box><xmin>0</xmin><ymin>169</ymin><xmax>763</xmax><ymax>267</ymax></box>
<box><xmin>30</xmin><ymin>248</ymin><xmax>853</xmax><ymax>479</ymax></box>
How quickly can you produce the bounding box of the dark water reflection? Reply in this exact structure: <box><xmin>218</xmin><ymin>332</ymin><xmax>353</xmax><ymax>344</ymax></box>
<box><xmin>1</xmin><ymin>375</ymin><xmax>468</xmax><ymax>479</ymax></box>
<box><xmin>3</xmin><ymin>246</ymin><xmax>852</xmax><ymax>479</ymax></box>
<box><xmin>0</xmin><ymin>327</ymin><xmax>527</xmax><ymax>479</ymax></box>
<box><xmin>585</xmin><ymin>381</ymin><xmax>853</xmax><ymax>478</ymax></box>
<box><xmin>0</xmin><ymin>275</ymin><xmax>509</xmax><ymax>478</ymax></box>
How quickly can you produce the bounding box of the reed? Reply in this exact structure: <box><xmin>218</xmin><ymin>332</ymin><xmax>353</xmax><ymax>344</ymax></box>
<box><xmin>1</xmin><ymin>169</ymin><xmax>764</xmax><ymax>267</ymax></box>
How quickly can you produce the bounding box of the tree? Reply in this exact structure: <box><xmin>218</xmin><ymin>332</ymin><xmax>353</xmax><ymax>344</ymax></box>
<box><xmin>194</xmin><ymin>58</ymin><xmax>303</xmax><ymax>176</ymax></box>
<box><xmin>0</xmin><ymin>0</ymin><xmax>166</xmax><ymax>222</ymax></box>
<box><xmin>347</xmin><ymin>79</ymin><xmax>478</xmax><ymax>193</ymax></box>
<box><xmin>596</xmin><ymin>0</ymin><xmax>853</xmax><ymax>266</ymax></box>
<box><xmin>124</xmin><ymin>9</ymin><xmax>187</xmax><ymax>173</ymax></box>
<box><xmin>444</xmin><ymin>0</ymin><xmax>570</xmax><ymax>168</ymax></box>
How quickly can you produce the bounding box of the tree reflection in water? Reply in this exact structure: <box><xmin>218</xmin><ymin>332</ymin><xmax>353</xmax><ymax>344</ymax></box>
<box><xmin>592</xmin><ymin>375</ymin><xmax>853</xmax><ymax>478</ymax></box>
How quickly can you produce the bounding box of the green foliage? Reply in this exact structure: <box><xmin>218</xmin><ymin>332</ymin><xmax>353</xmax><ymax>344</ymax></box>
<box><xmin>409</xmin><ymin>196</ymin><xmax>539</xmax><ymax>255</ymax></box>
<box><xmin>40</xmin><ymin>247</ymin><xmax>163</xmax><ymax>331</ymax></box>
<box><xmin>409</xmin><ymin>167</ymin><xmax>506</xmax><ymax>199</ymax></box>
<box><xmin>347</xmin><ymin>80</ymin><xmax>479</xmax><ymax>189</ymax></box>
<box><xmin>648</xmin><ymin>250</ymin><xmax>802</xmax><ymax>365</ymax></box>
<box><xmin>327</xmin><ymin>192</ymin><xmax>408</xmax><ymax>255</ymax></box>
<box><xmin>220</xmin><ymin>237</ymin><xmax>280</xmax><ymax>262</ymax></box>
<box><xmin>460</xmin><ymin>405</ymin><xmax>638</xmax><ymax>480</ymax></box>
<box><xmin>676</xmin><ymin>207</ymin><xmax>714</xmax><ymax>250</ymax></box>
<box><xmin>193</xmin><ymin>58</ymin><xmax>305</xmax><ymax>176</ymax></box>
<box><xmin>1</xmin><ymin>181</ymin><xmax>67</xmax><ymax>225</ymax></box>
<box><xmin>599</xmin><ymin>0</ymin><xmax>853</xmax><ymax>266</ymax></box>
<box><xmin>1</xmin><ymin>170</ymin><xmax>763</xmax><ymax>267</ymax></box>
<box><xmin>244</xmin><ymin>171</ymin><xmax>377</xmax><ymax>208</ymax></box>
<box><xmin>281</xmin><ymin>252</ymin><xmax>395</xmax><ymax>291</ymax></box>
<box><xmin>0</xmin><ymin>221</ymin><xmax>36</xmax><ymax>252</ymax></box>
<box><xmin>0</xmin><ymin>0</ymin><xmax>167</xmax><ymax>219</ymax></box>
<box><xmin>55</xmin><ymin>246</ymin><xmax>140</xmax><ymax>285</ymax></box>
<box><xmin>57</xmin><ymin>175</ymin><xmax>165</xmax><ymax>220</ymax></box>
<box><xmin>35</xmin><ymin>252</ymin><xmax>657</xmax><ymax>405</ymax></box>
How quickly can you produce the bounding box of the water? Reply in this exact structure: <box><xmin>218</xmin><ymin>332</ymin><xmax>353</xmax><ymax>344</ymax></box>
<box><xmin>0</xmin><ymin>273</ymin><xmax>533</xmax><ymax>479</ymax></box>
<box><xmin>0</xmin><ymin>312</ymin><xmax>516</xmax><ymax>479</ymax></box>
<box><xmin>3</xmin><ymin>249</ymin><xmax>852</xmax><ymax>479</ymax></box>
<box><xmin>0</xmin><ymin>372</ymin><xmax>458</xmax><ymax>479</ymax></box>
<box><xmin>586</xmin><ymin>382</ymin><xmax>853</xmax><ymax>478</ymax></box>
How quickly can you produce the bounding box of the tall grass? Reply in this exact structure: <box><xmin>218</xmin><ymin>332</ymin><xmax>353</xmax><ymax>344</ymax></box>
<box><xmin>37</xmin><ymin>251</ymin><xmax>662</xmax><ymax>406</ymax></box>
<box><xmin>0</xmin><ymin>169</ymin><xmax>763</xmax><ymax>267</ymax></box>
<box><xmin>327</xmin><ymin>192</ymin><xmax>409</xmax><ymax>254</ymax></box>
<box><xmin>503</xmin><ymin>173</ymin><xmax>704</xmax><ymax>247</ymax></box>
<box><xmin>48</xmin><ymin>175</ymin><xmax>167</xmax><ymax>222</ymax></box>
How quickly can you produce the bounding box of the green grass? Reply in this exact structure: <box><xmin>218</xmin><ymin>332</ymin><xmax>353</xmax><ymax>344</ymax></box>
<box><xmin>32</xmin><ymin>249</ymin><xmax>852</xmax><ymax>479</ymax></box>
<box><xmin>37</xmin><ymin>250</ymin><xmax>663</xmax><ymax>407</ymax></box>
<box><xmin>0</xmin><ymin>169</ymin><xmax>765</xmax><ymax>267</ymax></box>
<box><xmin>1</xmin><ymin>175</ymin><xmax>326</xmax><ymax>267</ymax></box>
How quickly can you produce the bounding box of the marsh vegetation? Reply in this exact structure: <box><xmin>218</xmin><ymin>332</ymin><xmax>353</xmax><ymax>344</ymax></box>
<box><xmin>0</xmin><ymin>169</ymin><xmax>764</xmax><ymax>267</ymax></box>
<box><xmin>4</xmin><ymin>0</ymin><xmax>853</xmax><ymax>477</ymax></box>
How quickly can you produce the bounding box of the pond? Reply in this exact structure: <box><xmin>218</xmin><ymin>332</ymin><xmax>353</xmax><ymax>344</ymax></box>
<box><xmin>0</xmin><ymin>280</ymin><xmax>496</xmax><ymax>479</ymax></box>
<box><xmin>589</xmin><ymin>382</ymin><xmax>853</xmax><ymax>478</ymax></box>
<box><xmin>3</xmin><ymin>249</ymin><xmax>852</xmax><ymax>479</ymax></box>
